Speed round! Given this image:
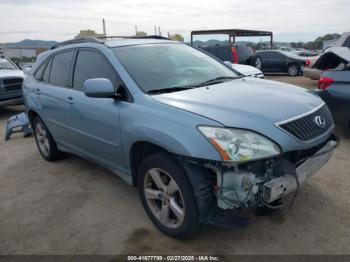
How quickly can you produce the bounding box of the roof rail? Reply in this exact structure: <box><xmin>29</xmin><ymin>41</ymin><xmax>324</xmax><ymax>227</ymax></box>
<box><xmin>50</xmin><ymin>37</ymin><xmax>104</xmax><ymax>50</ymax></box>
<box><xmin>96</xmin><ymin>35</ymin><xmax>170</xmax><ymax>40</ymax></box>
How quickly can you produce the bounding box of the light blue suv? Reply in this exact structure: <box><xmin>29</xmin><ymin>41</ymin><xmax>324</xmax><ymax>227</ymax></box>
<box><xmin>23</xmin><ymin>37</ymin><xmax>338</xmax><ymax>238</ymax></box>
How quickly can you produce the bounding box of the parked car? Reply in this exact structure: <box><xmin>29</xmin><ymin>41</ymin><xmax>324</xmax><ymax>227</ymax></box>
<box><xmin>306</xmin><ymin>47</ymin><xmax>350</xmax><ymax>82</ymax></box>
<box><xmin>0</xmin><ymin>55</ymin><xmax>24</xmax><ymax>106</ymax></box>
<box><xmin>230</xmin><ymin>63</ymin><xmax>264</xmax><ymax>78</ymax></box>
<box><xmin>304</xmin><ymin>32</ymin><xmax>350</xmax><ymax>80</ymax></box>
<box><xmin>197</xmin><ymin>44</ymin><xmax>263</xmax><ymax>78</ymax></box>
<box><xmin>24</xmin><ymin>37</ymin><xmax>338</xmax><ymax>238</ymax></box>
<box><xmin>316</xmin><ymin>66</ymin><xmax>350</xmax><ymax>127</ymax></box>
<box><xmin>199</xmin><ymin>44</ymin><xmax>255</xmax><ymax>65</ymax></box>
<box><xmin>254</xmin><ymin>50</ymin><xmax>306</xmax><ymax>76</ymax></box>
<box><xmin>304</xmin><ymin>46</ymin><xmax>333</xmax><ymax>80</ymax></box>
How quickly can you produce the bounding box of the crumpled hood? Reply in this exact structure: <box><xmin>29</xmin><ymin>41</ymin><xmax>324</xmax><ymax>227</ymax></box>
<box><xmin>152</xmin><ymin>77</ymin><xmax>323</xmax><ymax>132</ymax></box>
<box><xmin>0</xmin><ymin>69</ymin><xmax>24</xmax><ymax>79</ymax></box>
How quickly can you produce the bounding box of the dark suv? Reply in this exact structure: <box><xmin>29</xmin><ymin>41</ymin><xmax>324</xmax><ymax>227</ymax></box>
<box><xmin>199</xmin><ymin>44</ymin><xmax>254</xmax><ymax>65</ymax></box>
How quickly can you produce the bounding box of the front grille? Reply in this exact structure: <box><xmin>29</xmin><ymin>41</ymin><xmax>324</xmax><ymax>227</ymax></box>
<box><xmin>2</xmin><ymin>78</ymin><xmax>23</xmax><ymax>92</ymax></box>
<box><xmin>278</xmin><ymin>104</ymin><xmax>333</xmax><ymax>142</ymax></box>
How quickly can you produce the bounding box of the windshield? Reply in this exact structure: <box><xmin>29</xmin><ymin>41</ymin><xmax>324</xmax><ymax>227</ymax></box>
<box><xmin>113</xmin><ymin>43</ymin><xmax>239</xmax><ymax>93</ymax></box>
<box><xmin>0</xmin><ymin>58</ymin><xmax>16</xmax><ymax>70</ymax></box>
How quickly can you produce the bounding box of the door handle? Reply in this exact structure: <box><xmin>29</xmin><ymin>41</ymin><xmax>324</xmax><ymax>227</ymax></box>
<box><xmin>64</xmin><ymin>96</ymin><xmax>75</xmax><ymax>104</ymax></box>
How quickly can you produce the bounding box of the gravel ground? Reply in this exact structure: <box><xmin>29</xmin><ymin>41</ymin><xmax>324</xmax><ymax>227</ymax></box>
<box><xmin>0</xmin><ymin>76</ymin><xmax>349</xmax><ymax>255</ymax></box>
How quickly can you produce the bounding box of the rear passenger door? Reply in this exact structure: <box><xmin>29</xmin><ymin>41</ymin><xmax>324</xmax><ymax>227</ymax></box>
<box><xmin>64</xmin><ymin>48</ymin><xmax>125</xmax><ymax>172</ymax></box>
<box><xmin>36</xmin><ymin>50</ymin><xmax>75</xmax><ymax>145</ymax></box>
<box><xmin>267</xmin><ymin>52</ymin><xmax>286</xmax><ymax>71</ymax></box>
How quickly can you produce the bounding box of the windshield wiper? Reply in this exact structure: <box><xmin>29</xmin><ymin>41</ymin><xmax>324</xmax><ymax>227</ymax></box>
<box><xmin>147</xmin><ymin>86</ymin><xmax>195</xmax><ymax>94</ymax></box>
<box><xmin>195</xmin><ymin>76</ymin><xmax>239</xmax><ymax>87</ymax></box>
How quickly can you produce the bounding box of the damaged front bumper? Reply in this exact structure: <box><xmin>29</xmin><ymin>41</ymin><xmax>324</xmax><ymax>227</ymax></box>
<box><xmin>183</xmin><ymin>134</ymin><xmax>338</xmax><ymax>228</ymax></box>
<box><xmin>262</xmin><ymin>137</ymin><xmax>337</xmax><ymax>204</ymax></box>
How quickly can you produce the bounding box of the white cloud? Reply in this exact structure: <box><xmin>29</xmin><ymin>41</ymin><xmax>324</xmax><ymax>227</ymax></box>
<box><xmin>0</xmin><ymin>0</ymin><xmax>349</xmax><ymax>42</ymax></box>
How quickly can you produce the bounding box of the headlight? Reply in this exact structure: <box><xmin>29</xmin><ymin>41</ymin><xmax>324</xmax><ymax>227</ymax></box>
<box><xmin>198</xmin><ymin>126</ymin><xmax>281</xmax><ymax>162</ymax></box>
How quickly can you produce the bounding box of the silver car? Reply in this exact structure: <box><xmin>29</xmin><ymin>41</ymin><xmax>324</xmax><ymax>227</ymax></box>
<box><xmin>24</xmin><ymin>37</ymin><xmax>338</xmax><ymax>238</ymax></box>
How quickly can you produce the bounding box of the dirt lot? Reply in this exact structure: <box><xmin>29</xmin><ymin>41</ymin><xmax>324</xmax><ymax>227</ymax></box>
<box><xmin>0</xmin><ymin>76</ymin><xmax>349</xmax><ymax>255</ymax></box>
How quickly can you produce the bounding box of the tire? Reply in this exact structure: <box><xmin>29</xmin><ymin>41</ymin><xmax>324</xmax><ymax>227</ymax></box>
<box><xmin>255</xmin><ymin>57</ymin><xmax>262</xmax><ymax>70</ymax></box>
<box><xmin>32</xmin><ymin>117</ymin><xmax>63</xmax><ymax>161</ymax></box>
<box><xmin>287</xmin><ymin>64</ymin><xmax>300</xmax><ymax>76</ymax></box>
<box><xmin>138</xmin><ymin>152</ymin><xmax>202</xmax><ymax>238</ymax></box>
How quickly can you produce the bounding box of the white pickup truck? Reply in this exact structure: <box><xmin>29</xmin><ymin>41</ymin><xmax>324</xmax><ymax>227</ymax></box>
<box><xmin>0</xmin><ymin>55</ymin><xmax>24</xmax><ymax>106</ymax></box>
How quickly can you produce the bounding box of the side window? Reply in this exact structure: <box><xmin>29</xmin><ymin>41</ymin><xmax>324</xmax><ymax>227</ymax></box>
<box><xmin>34</xmin><ymin>59</ymin><xmax>48</xmax><ymax>80</ymax></box>
<box><xmin>73</xmin><ymin>50</ymin><xmax>119</xmax><ymax>90</ymax></box>
<box><xmin>343</xmin><ymin>37</ymin><xmax>350</xmax><ymax>48</ymax></box>
<box><xmin>270</xmin><ymin>52</ymin><xmax>284</xmax><ymax>61</ymax></box>
<box><xmin>49</xmin><ymin>51</ymin><xmax>74</xmax><ymax>86</ymax></box>
<box><xmin>42</xmin><ymin>58</ymin><xmax>52</xmax><ymax>83</ymax></box>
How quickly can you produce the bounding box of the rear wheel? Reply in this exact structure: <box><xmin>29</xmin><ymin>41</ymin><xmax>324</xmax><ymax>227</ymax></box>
<box><xmin>287</xmin><ymin>64</ymin><xmax>300</xmax><ymax>76</ymax></box>
<box><xmin>138</xmin><ymin>152</ymin><xmax>201</xmax><ymax>238</ymax></box>
<box><xmin>32</xmin><ymin>117</ymin><xmax>63</xmax><ymax>161</ymax></box>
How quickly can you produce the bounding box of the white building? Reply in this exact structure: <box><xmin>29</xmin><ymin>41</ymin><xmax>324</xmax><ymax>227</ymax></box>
<box><xmin>3</xmin><ymin>47</ymin><xmax>37</xmax><ymax>58</ymax></box>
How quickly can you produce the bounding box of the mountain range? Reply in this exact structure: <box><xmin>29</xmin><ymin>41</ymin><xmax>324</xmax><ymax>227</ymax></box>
<box><xmin>3</xmin><ymin>39</ymin><xmax>58</xmax><ymax>48</ymax></box>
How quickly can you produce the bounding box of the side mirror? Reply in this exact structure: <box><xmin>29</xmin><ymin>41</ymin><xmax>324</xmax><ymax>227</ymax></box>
<box><xmin>83</xmin><ymin>78</ymin><xmax>118</xmax><ymax>98</ymax></box>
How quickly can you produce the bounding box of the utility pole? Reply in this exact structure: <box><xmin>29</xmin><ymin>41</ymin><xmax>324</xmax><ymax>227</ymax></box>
<box><xmin>158</xmin><ymin>26</ymin><xmax>161</xmax><ymax>36</ymax></box>
<box><xmin>154</xmin><ymin>26</ymin><xmax>157</xmax><ymax>35</ymax></box>
<box><xmin>135</xmin><ymin>26</ymin><xmax>138</xmax><ymax>35</ymax></box>
<box><xmin>102</xmin><ymin>18</ymin><xmax>106</xmax><ymax>36</ymax></box>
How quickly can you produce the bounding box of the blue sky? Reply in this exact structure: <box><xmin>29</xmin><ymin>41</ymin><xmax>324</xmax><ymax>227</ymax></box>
<box><xmin>0</xmin><ymin>0</ymin><xmax>349</xmax><ymax>43</ymax></box>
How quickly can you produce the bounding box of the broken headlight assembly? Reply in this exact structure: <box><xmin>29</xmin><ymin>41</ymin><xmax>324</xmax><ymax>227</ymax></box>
<box><xmin>198</xmin><ymin>126</ymin><xmax>281</xmax><ymax>162</ymax></box>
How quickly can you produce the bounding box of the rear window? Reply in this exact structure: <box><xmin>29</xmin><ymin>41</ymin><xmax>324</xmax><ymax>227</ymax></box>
<box><xmin>235</xmin><ymin>45</ymin><xmax>253</xmax><ymax>57</ymax></box>
<box><xmin>49</xmin><ymin>51</ymin><xmax>74</xmax><ymax>86</ymax></box>
<box><xmin>212</xmin><ymin>46</ymin><xmax>233</xmax><ymax>62</ymax></box>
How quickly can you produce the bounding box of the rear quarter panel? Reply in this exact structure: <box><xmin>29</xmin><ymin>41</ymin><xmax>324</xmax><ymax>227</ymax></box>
<box><xmin>320</xmin><ymin>70</ymin><xmax>350</xmax><ymax>127</ymax></box>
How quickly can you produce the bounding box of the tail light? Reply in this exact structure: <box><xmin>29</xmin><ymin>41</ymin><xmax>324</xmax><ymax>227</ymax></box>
<box><xmin>318</xmin><ymin>77</ymin><xmax>333</xmax><ymax>90</ymax></box>
<box><xmin>305</xmin><ymin>59</ymin><xmax>311</xmax><ymax>67</ymax></box>
<box><xmin>231</xmin><ymin>47</ymin><xmax>238</xmax><ymax>64</ymax></box>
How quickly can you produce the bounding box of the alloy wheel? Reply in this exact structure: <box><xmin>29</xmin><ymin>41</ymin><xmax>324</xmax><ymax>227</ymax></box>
<box><xmin>143</xmin><ymin>168</ymin><xmax>185</xmax><ymax>228</ymax></box>
<box><xmin>288</xmin><ymin>65</ymin><xmax>298</xmax><ymax>76</ymax></box>
<box><xmin>35</xmin><ymin>122</ymin><xmax>50</xmax><ymax>157</ymax></box>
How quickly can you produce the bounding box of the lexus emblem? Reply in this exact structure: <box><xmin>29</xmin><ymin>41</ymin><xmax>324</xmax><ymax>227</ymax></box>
<box><xmin>314</xmin><ymin>115</ymin><xmax>326</xmax><ymax>128</ymax></box>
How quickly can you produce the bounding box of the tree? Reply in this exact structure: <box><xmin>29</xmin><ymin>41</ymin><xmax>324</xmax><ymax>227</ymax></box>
<box><xmin>168</xmin><ymin>33</ymin><xmax>184</xmax><ymax>42</ymax></box>
<box><xmin>135</xmin><ymin>31</ymin><xmax>147</xmax><ymax>37</ymax></box>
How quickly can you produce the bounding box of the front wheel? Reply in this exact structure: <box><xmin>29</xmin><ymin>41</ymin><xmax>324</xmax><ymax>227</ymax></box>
<box><xmin>138</xmin><ymin>153</ymin><xmax>202</xmax><ymax>238</ymax></box>
<box><xmin>287</xmin><ymin>64</ymin><xmax>300</xmax><ymax>76</ymax></box>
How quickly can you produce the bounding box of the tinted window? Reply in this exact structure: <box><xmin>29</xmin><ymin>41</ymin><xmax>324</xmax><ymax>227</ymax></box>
<box><xmin>34</xmin><ymin>61</ymin><xmax>46</xmax><ymax>80</ymax></box>
<box><xmin>269</xmin><ymin>52</ymin><xmax>284</xmax><ymax>60</ymax></box>
<box><xmin>73</xmin><ymin>50</ymin><xmax>118</xmax><ymax>90</ymax></box>
<box><xmin>42</xmin><ymin>58</ymin><xmax>52</xmax><ymax>82</ymax></box>
<box><xmin>235</xmin><ymin>45</ymin><xmax>253</xmax><ymax>63</ymax></box>
<box><xmin>212</xmin><ymin>46</ymin><xmax>233</xmax><ymax>62</ymax></box>
<box><xmin>343</xmin><ymin>37</ymin><xmax>350</xmax><ymax>48</ymax></box>
<box><xmin>49</xmin><ymin>51</ymin><xmax>74</xmax><ymax>86</ymax></box>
